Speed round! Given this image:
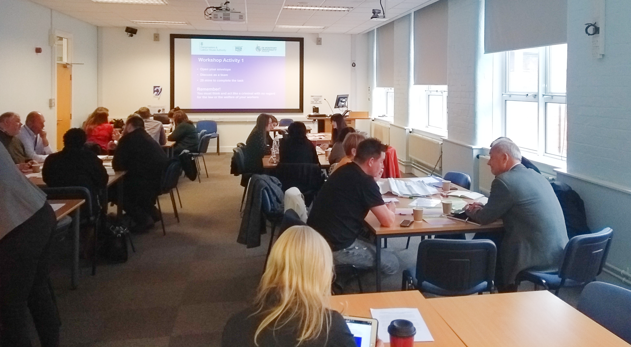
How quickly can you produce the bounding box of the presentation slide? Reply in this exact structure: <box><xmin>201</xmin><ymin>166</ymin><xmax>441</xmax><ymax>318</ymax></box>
<box><xmin>171</xmin><ymin>35</ymin><xmax>303</xmax><ymax>113</ymax></box>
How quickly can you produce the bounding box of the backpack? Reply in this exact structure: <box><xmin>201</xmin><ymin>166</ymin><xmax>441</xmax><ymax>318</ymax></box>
<box><xmin>179</xmin><ymin>150</ymin><xmax>198</xmax><ymax>181</ymax></box>
<box><xmin>550</xmin><ymin>181</ymin><xmax>591</xmax><ymax>239</ymax></box>
<box><xmin>101</xmin><ymin>215</ymin><xmax>130</xmax><ymax>263</ymax></box>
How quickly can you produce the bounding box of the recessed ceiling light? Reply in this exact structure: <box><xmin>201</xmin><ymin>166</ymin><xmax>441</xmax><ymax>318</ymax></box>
<box><xmin>131</xmin><ymin>20</ymin><xmax>188</xmax><ymax>25</ymax></box>
<box><xmin>283</xmin><ymin>5</ymin><xmax>352</xmax><ymax>11</ymax></box>
<box><xmin>92</xmin><ymin>0</ymin><xmax>168</xmax><ymax>4</ymax></box>
<box><xmin>276</xmin><ymin>25</ymin><xmax>325</xmax><ymax>29</ymax></box>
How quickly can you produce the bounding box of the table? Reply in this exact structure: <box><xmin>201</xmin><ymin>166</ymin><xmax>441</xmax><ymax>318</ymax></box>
<box><xmin>329</xmin><ymin>291</ymin><xmax>465</xmax><ymax>347</ymax></box>
<box><xmin>262</xmin><ymin>154</ymin><xmax>330</xmax><ymax>169</ymax></box>
<box><xmin>50</xmin><ymin>199</ymin><xmax>84</xmax><ymax>289</ymax></box>
<box><xmin>162</xmin><ymin>140</ymin><xmax>176</xmax><ymax>158</ymax></box>
<box><xmin>428</xmin><ymin>291</ymin><xmax>630</xmax><ymax>347</ymax></box>
<box><xmin>307</xmin><ymin>132</ymin><xmax>332</xmax><ymax>146</ymax></box>
<box><xmin>366</xmin><ymin>180</ymin><xmax>503</xmax><ymax>291</ymax></box>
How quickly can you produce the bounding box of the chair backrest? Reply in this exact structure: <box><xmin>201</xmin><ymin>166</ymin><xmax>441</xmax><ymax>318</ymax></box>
<box><xmin>443</xmin><ymin>171</ymin><xmax>472</xmax><ymax>190</ymax></box>
<box><xmin>278</xmin><ymin>118</ymin><xmax>293</xmax><ymax>127</ymax></box>
<box><xmin>198</xmin><ymin>129</ymin><xmax>207</xmax><ymax>140</ymax></box>
<box><xmin>161</xmin><ymin>159</ymin><xmax>183</xmax><ymax>193</ymax></box>
<box><xmin>416</xmin><ymin>239</ymin><xmax>496</xmax><ymax>294</ymax></box>
<box><xmin>197</xmin><ymin>134</ymin><xmax>213</xmax><ymax>153</ymax></box>
<box><xmin>559</xmin><ymin>227</ymin><xmax>613</xmax><ymax>283</ymax></box>
<box><xmin>577</xmin><ymin>281</ymin><xmax>631</xmax><ymax>344</ymax></box>
<box><xmin>196</xmin><ymin>120</ymin><xmax>217</xmax><ymax>134</ymax></box>
<box><xmin>233</xmin><ymin>146</ymin><xmax>246</xmax><ymax>173</ymax></box>
<box><xmin>42</xmin><ymin>186</ymin><xmax>94</xmax><ymax>219</ymax></box>
<box><xmin>274</xmin><ymin>163</ymin><xmax>324</xmax><ymax>194</ymax></box>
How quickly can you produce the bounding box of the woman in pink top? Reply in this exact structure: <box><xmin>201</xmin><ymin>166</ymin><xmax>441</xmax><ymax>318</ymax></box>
<box><xmin>83</xmin><ymin>107</ymin><xmax>119</xmax><ymax>152</ymax></box>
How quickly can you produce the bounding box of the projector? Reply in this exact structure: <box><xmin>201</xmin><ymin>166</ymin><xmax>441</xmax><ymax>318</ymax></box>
<box><xmin>205</xmin><ymin>1</ymin><xmax>245</xmax><ymax>23</ymax></box>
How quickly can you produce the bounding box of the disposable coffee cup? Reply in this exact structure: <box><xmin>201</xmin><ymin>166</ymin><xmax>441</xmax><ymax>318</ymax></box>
<box><xmin>31</xmin><ymin>164</ymin><xmax>41</xmax><ymax>173</ymax></box>
<box><xmin>413</xmin><ymin>208</ymin><xmax>424</xmax><ymax>222</ymax></box>
<box><xmin>325</xmin><ymin>148</ymin><xmax>331</xmax><ymax>160</ymax></box>
<box><xmin>442</xmin><ymin>201</ymin><xmax>453</xmax><ymax>215</ymax></box>
<box><xmin>388</xmin><ymin>319</ymin><xmax>416</xmax><ymax>347</ymax></box>
<box><xmin>442</xmin><ymin>180</ymin><xmax>451</xmax><ymax>191</ymax></box>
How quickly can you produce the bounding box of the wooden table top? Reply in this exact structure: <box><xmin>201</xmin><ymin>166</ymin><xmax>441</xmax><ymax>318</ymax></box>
<box><xmin>365</xmin><ymin>180</ymin><xmax>503</xmax><ymax>237</ymax></box>
<box><xmin>307</xmin><ymin>132</ymin><xmax>331</xmax><ymax>144</ymax></box>
<box><xmin>49</xmin><ymin>199</ymin><xmax>84</xmax><ymax>221</ymax></box>
<box><xmin>428</xmin><ymin>291</ymin><xmax>630</xmax><ymax>347</ymax></box>
<box><xmin>28</xmin><ymin>170</ymin><xmax>126</xmax><ymax>188</ymax></box>
<box><xmin>162</xmin><ymin>140</ymin><xmax>175</xmax><ymax>148</ymax></box>
<box><xmin>329</xmin><ymin>291</ymin><xmax>465</xmax><ymax>347</ymax></box>
<box><xmin>262</xmin><ymin>154</ymin><xmax>330</xmax><ymax>169</ymax></box>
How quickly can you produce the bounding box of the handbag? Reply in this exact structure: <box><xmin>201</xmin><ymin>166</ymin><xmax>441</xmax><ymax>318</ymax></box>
<box><xmin>101</xmin><ymin>216</ymin><xmax>130</xmax><ymax>263</ymax></box>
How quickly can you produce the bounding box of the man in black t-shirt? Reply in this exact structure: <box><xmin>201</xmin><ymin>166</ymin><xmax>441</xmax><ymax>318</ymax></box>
<box><xmin>308</xmin><ymin>138</ymin><xmax>399</xmax><ymax>275</ymax></box>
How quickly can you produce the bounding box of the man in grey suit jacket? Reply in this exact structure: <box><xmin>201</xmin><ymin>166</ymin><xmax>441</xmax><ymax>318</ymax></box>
<box><xmin>466</xmin><ymin>139</ymin><xmax>568</xmax><ymax>291</ymax></box>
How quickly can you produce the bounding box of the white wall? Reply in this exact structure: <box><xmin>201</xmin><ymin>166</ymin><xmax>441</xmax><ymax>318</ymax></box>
<box><xmin>0</xmin><ymin>0</ymin><xmax>97</xmax><ymax>149</ymax></box>
<box><xmin>98</xmin><ymin>28</ymin><xmax>362</xmax><ymax>151</ymax></box>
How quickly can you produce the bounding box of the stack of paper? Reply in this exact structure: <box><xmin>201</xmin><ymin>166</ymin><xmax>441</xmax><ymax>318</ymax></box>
<box><xmin>387</xmin><ymin>178</ymin><xmax>439</xmax><ymax>197</ymax></box>
<box><xmin>447</xmin><ymin>190</ymin><xmax>485</xmax><ymax>200</ymax></box>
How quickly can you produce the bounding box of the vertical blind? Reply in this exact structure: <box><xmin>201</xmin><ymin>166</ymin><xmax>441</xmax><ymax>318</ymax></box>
<box><xmin>484</xmin><ymin>0</ymin><xmax>567</xmax><ymax>54</ymax></box>
<box><xmin>376</xmin><ymin>21</ymin><xmax>395</xmax><ymax>88</ymax></box>
<box><xmin>414</xmin><ymin>0</ymin><xmax>448</xmax><ymax>85</ymax></box>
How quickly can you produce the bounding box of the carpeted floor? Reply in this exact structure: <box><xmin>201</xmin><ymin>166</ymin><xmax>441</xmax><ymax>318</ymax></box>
<box><xmin>39</xmin><ymin>154</ymin><xmax>623</xmax><ymax>346</ymax></box>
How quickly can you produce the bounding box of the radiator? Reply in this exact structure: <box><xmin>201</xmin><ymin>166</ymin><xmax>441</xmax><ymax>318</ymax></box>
<box><xmin>371</xmin><ymin>121</ymin><xmax>390</xmax><ymax>145</ymax></box>
<box><xmin>408</xmin><ymin>133</ymin><xmax>442</xmax><ymax>171</ymax></box>
<box><xmin>478</xmin><ymin>155</ymin><xmax>494</xmax><ymax>195</ymax></box>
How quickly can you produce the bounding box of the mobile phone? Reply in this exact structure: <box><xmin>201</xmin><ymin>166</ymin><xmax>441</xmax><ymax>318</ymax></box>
<box><xmin>400</xmin><ymin>219</ymin><xmax>413</xmax><ymax>227</ymax></box>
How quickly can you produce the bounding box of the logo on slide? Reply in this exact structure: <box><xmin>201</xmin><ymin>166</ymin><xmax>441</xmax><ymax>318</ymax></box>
<box><xmin>235</xmin><ymin>46</ymin><xmax>242</xmax><ymax>52</ymax></box>
<box><xmin>153</xmin><ymin>86</ymin><xmax>162</xmax><ymax>96</ymax></box>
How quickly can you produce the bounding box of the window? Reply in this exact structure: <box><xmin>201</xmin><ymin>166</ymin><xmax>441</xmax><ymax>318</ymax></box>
<box><xmin>410</xmin><ymin>85</ymin><xmax>447</xmax><ymax>134</ymax></box>
<box><xmin>372</xmin><ymin>87</ymin><xmax>394</xmax><ymax>121</ymax></box>
<box><xmin>500</xmin><ymin>44</ymin><xmax>567</xmax><ymax>159</ymax></box>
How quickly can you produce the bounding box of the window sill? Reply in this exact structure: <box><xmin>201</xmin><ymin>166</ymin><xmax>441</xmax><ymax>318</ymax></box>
<box><xmin>410</xmin><ymin>127</ymin><xmax>447</xmax><ymax>140</ymax></box>
<box><xmin>372</xmin><ymin>116</ymin><xmax>393</xmax><ymax>124</ymax></box>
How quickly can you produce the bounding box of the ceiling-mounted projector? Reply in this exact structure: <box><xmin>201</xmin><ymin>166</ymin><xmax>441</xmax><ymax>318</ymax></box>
<box><xmin>205</xmin><ymin>1</ymin><xmax>245</xmax><ymax>22</ymax></box>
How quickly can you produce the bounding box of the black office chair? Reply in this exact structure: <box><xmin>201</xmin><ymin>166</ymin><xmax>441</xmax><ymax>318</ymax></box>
<box><xmin>402</xmin><ymin>239</ymin><xmax>496</xmax><ymax>296</ymax></box>
<box><xmin>232</xmin><ymin>146</ymin><xmax>251</xmax><ymax>211</ymax></box>
<box><xmin>443</xmin><ymin>171</ymin><xmax>471</xmax><ymax>190</ymax></box>
<box><xmin>516</xmin><ymin>227</ymin><xmax>613</xmax><ymax>295</ymax></box>
<box><xmin>42</xmin><ymin>186</ymin><xmax>100</xmax><ymax>277</ymax></box>
<box><xmin>156</xmin><ymin>159</ymin><xmax>183</xmax><ymax>236</ymax></box>
<box><xmin>262</xmin><ymin>190</ymin><xmax>286</xmax><ymax>268</ymax></box>
<box><xmin>577</xmin><ymin>281</ymin><xmax>631</xmax><ymax>344</ymax></box>
<box><xmin>274</xmin><ymin>163</ymin><xmax>324</xmax><ymax>206</ymax></box>
<box><xmin>192</xmin><ymin>134</ymin><xmax>213</xmax><ymax>182</ymax></box>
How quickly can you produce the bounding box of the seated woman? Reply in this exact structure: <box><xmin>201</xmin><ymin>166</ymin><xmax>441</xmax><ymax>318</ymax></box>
<box><xmin>279</xmin><ymin>122</ymin><xmax>319</xmax><ymax>165</ymax></box>
<box><xmin>266</xmin><ymin>115</ymin><xmax>279</xmax><ymax>147</ymax></box>
<box><xmin>168</xmin><ymin>110</ymin><xmax>199</xmax><ymax>155</ymax></box>
<box><xmin>83</xmin><ymin>107</ymin><xmax>120</xmax><ymax>153</ymax></box>
<box><xmin>331</xmin><ymin>132</ymin><xmax>366</xmax><ymax>174</ymax></box>
<box><xmin>329</xmin><ymin>113</ymin><xmax>347</xmax><ymax>148</ymax></box>
<box><xmin>328</xmin><ymin>127</ymin><xmax>355</xmax><ymax>164</ymax></box>
<box><xmin>244</xmin><ymin>113</ymin><xmax>274</xmax><ymax>173</ymax></box>
<box><xmin>222</xmin><ymin>226</ymin><xmax>365</xmax><ymax>347</ymax></box>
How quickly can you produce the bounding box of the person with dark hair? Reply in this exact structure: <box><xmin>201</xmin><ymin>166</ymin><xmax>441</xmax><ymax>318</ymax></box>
<box><xmin>43</xmin><ymin>128</ymin><xmax>108</xmax><ymax>215</ymax></box>
<box><xmin>244</xmin><ymin>113</ymin><xmax>274</xmax><ymax>173</ymax></box>
<box><xmin>328</xmin><ymin>126</ymin><xmax>355</xmax><ymax>164</ymax></box>
<box><xmin>168</xmin><ymin>110</ymin><xmax>199</xmax><ymax>155</ymax></box>
<box><xmin>329</xmin><ymin>113</ymin><xmax>347</xmax><ymax>147</ymax></box>
<box><xmin>279</xmin><ymin>122</ymin><xmax>319</xmax><ymax>164</ymax></box>
<box><xmin>0</xmin><ymin>142</ymin><xmax>60</xmax><ymax>347</ymax></box>
<box><xmin>137</xmin><ymin>107</ymin><xmax>166</xmax><ymax>145</ymax></box>
<box><xmin>113</xmin><ymin>117</ymin><xmax>169</xmax><ymax>232</ymax></box>
<box><xmin>308</xmin><ymin>138</ymin><xmax>399</xmax><ymax>274</ymax></box>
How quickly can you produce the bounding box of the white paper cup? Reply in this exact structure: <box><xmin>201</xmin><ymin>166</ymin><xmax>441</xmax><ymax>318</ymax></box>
<box><xmin>31</xmin><ymin>164</ymin><xmax>41</xmax><ymax>173</ymax></box>
<box><xmin>442</xmin><ymin>180</ymin><xmax>451</xmax><ymax>191</ymax></box>
<box><xmin>413</xmin><ymin>208</ymin><xmax>424</xmax><ymax>222</ymax></box>
<box><xmin>442</xmin><ymin>201</ymin><xmax>453</xmax><ymax>215</ymax></box>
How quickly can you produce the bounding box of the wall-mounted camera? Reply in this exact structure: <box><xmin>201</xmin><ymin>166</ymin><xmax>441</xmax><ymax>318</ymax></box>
<box><xmin>125</xmin><ymin>27</ymin><xmax>138</xmax><ymax>37</ymax></box>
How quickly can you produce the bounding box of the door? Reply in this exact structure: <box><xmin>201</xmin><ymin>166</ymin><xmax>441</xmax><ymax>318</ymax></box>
<box><xmin>56</xmin><ymin>63</ymin><xmax>72</xmax><ymax>150</ymax></box>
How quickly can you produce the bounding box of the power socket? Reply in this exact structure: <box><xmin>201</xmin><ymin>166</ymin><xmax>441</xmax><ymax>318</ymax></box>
<box><xmin>49</xmin><ymin>98</ymin><xmax>55</xmax><ymax>108</ymax></box>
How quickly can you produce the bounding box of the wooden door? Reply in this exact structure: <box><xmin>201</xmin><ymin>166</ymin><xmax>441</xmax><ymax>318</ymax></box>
<box><xmin>56</xmin><ymin>63</ymin><xmax>72</xmax><ymax>150</ymax></box>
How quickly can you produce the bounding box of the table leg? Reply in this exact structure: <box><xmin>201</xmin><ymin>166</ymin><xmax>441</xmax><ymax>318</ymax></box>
<box><xmin>117</xmin><ymin>177</ymin><xmax>124</xmax><ymax>217</ymax></box>
<box><xmin>71</xmin><ymin>209</ymin><xmax>80</xmax><ymax>290</ymax></box>
<box><xmin>376</xmin><ymin>235</ymin><xmax>382</xmax><ymax>292</ymax></box>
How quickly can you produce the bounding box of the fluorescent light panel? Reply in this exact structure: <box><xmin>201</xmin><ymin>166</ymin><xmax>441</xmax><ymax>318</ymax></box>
<box><xmin>283</xmin><ymin>5</ymin><xmax>352</xmax><ymax>11</ymax></box>
<box><xmin>276</xmin><ymin>25</ymin><xmax>325</xmax><ymax>29</ymax></box>
<box><xmin>131</xmin><ymin>20</ymin><xmax>188</xmax><ymax>25</ymax></box>
<box><xmin>93</xmin><ymin>0</ymin><xmax>168</xmax><ymax>4</ymax></box>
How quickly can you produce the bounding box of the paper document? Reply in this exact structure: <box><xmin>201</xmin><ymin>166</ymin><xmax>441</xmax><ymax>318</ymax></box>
<box><xmin>26</xmin><ymin>173</ymin><xmax>42</xmax><ymax>178</ymax></box>
<box><xmin>382</xmin><ymin>197</ymin><xmax>399</xmax><ymax>203</ymax></box>
<box><xmin>408</xmin><ymin>198</ymin><xmax>441</xmax><ymax>208</ymax></box>
<box><xmin>370</xmin><ymin>308</ymin><xmax>434</xmax><ymax>343</ymax></box>
<box><xmin>447</xmin><ymin>191</ymin><xmax>485</xmax><ymax>200</ymax></box>
<box><xmin>387</xmin><ymin>178</ymin><xmax>438</xmax><ymax>197</ymax></box>
<box><xmin>106</xmin><ymin>168</ymin><xmax>116</xmax><ymax>176</ymax></box>
<box><xmin>49</xmin><ymin>203</ymin><xmax>65</xmax><ymax>211</ymax></box>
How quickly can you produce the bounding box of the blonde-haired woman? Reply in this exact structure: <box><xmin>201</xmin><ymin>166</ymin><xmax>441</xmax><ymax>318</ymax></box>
<box><xmin>222</xmin><ymin>226</ymin><xmax>359</xmax><ymax>347</ymax></box>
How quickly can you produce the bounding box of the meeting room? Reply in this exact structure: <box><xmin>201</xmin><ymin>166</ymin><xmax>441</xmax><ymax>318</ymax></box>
<box><xmin>1</xmin><ymin>0</ymin><xmax>631</xmax><ymax>346</ymax></box>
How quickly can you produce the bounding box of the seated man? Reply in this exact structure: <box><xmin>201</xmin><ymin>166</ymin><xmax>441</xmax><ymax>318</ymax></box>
<box><xmin>308</xmin><ymin>138</ymin><xmax>399</xmax><ymax>275</ymax></box>
<box><xmin>137</xmin><ymin>107</ymin><xmax>166</xmax><ymax>145</ymax></box>
<box><xmin>0</xmin><ymin>112</ymin><xmax>32</xmax><ymax>165</ymax></box>
<box><xmin>18</xmin><ymin>111</ymin><xmax>54</xmax><ymax>163</ymax></box>
<box><xmin>465</xmin><ymin>139</ymin><xmax>568</xmax><ymax>291</ymax></box>
<box><xmin>43</xmin><ymin>128</ymin><xmax>108</xmax><ymax>214</ymax></box>
<box><xmin>113</xmin><ymin>116</ymin><xmax>169</xmax><ymax>231</ymax></box>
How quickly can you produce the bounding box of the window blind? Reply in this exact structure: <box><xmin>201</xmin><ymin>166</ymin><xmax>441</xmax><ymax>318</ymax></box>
<box><xmin>414</xmin><ymin>0</ymin><xmax>448</xmax><ymax>85</ymax></box>
<box><xmin>484</xmin><ymin>0</ymin><xmax>566</xmax><ymax>54</ymax></box>
<box><xmin>376</xmin><ymin>21</ymin><xmax>395</xmax><ymax>88</ymax></box>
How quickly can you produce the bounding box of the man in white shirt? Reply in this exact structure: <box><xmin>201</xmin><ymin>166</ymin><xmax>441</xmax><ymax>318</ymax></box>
<box><xmin>18</xmin><ymin>111</ymin><xmax>53</xmax><ymax>163</ymax></box>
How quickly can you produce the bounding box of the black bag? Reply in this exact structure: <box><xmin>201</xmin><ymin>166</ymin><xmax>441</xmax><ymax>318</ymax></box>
<box><xmin>101</xmin><ymin>217</ymin><xmax>129</xmax><ymax>263</ymax></box>
<box><xmin>179</xmin><ymin>150</ymin><xmax>198</xmax><ymax>181</ymax></box>
<box><xmin>551</xmin><ymin>181</ymin><xmax>591</xmax><ymax>239</ymax></box>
